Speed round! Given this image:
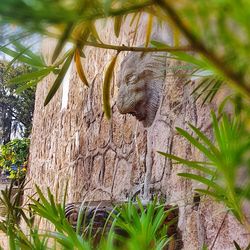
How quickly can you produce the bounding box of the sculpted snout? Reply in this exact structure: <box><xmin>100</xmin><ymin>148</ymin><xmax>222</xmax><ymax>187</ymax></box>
<box><xmin>116</xmin><ymin>51</ymin><xmax>166</xmax><ymax>127</ymax></box>
<box><xmin>117</xmin><ymin>89</ymin><xmax>137</xmax><ymax>114</ymax></box>
<box><xmin>116</xmin><ymin>88</ymin><xmax>130</xmax><ymax>114</ymax></box>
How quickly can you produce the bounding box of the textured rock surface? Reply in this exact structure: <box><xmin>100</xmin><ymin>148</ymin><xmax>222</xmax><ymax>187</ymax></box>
<box><xmin>15</xmin><ymin>15</ymin><xmax>249</xmax><ymax>249</ymax></box>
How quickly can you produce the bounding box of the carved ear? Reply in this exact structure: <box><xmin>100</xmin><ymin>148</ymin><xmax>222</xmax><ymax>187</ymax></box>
<box><xmin>117</xmin><ymin>53</ymin><xmax>134</xmax><ymax>87</ymax></box>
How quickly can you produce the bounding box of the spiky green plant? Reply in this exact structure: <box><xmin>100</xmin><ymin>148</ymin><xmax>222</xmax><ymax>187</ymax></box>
<box><xmin>109</xmin><ymin>197</ymin><xmax>172</xmax><ymax>250</ymax></box>
<box><xmin>0</xmin><ymin>138</ymin><xmax>30</xmax><ymax>180</ymax></box>
<box><xmin>159</xmin><ymin>110</ymin><xmax>250</xmax><ymax>229</ymax></box>
<box><xmin>0</xmin><ymin>181</ymin><xmax>174</xmax><ymax>250</ymax></box>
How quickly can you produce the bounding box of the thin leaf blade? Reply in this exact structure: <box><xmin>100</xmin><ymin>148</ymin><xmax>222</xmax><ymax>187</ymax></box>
<box><xmin>44</xmin><ymin>52</ymin><xmax>73</xmax><ymax>106</ymax></box>
<box><xmin>74</xmin><ymin>48</ymin><xmax>89</xmax><ymax>87</ymax></box>
<box><xmin>102</xmin><ymin>53</ymin><xmax>119</xmax><ymax>119</ymax></box>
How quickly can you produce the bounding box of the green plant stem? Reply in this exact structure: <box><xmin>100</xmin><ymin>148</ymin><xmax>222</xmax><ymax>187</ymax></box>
<box><xmin>85</xmin><ymin>41</ymin><xmax>192</xmax><ymax>52</ymax></box>
<box><xmin>155</xmin><ymin>0</ymin><xmax>250</xmax><ymax>97</ymax></box>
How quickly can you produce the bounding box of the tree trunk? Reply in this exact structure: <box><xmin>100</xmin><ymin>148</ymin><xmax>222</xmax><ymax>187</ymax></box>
<box><xmin>2</xmin><ymin>105</ymin><xmax>11</xmax><ymax>144</ymax></box>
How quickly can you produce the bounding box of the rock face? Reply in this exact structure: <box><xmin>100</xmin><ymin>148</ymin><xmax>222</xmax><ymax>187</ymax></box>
<box><xmin>24</xmin><ymin>15</ymin><xmax>249</xmax><ymax>249</ymax></box>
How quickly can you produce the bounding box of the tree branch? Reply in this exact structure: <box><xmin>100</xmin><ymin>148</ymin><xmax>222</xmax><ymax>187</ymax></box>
<box><xmin>155</xmin><ymin>0</ymin><xmax>250</xmax><ymax>97</ymax></box>
<box><xmin>85</xmin><ymin>41</ymin><xmax>192</xmax><ymax>52</ymax></box>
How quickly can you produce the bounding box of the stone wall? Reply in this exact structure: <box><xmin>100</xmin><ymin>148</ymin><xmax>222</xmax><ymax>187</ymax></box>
<box><xmin>24</xmin><ymin>15</ymin><xmax>249</xmax><ymax>249</ymax></box>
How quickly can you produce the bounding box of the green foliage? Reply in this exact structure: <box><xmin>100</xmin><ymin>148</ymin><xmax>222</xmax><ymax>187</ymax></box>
<box><xmin>159</xmin><ymin>110</ymin><xmax>250</xmax><ymax>225</ymax></box>
<box><xmin>1</xmin><ymin>0</ymin><xmax>250</xmax><ymax>109</ymax></box>
<box><xmin>0</xmin><ymin>41</ymin><xmax>45</xmax><ymax>69</ymax></box>
<box><xmin>155</xmin><ymin>0</ymin><xmax>250</xmax><ymax>98</ymax></box>
<box><xmin>0</xmin><ymin>1</ymin><xmax>154</xmax><ymax>107</ymax></box>
<box><xmin>44</xmin><ymin>51</ymin><xmax>74</xmax><ymax>106</ymax></box>
<box><xmin>0</xmin><ymin>182</ymin><xmax>173</xmax><ymax>250</ymax></box>
<box><xmin>0</xmin><ymin>61</ymin><xmax>36</xmax><ymax>142</ymax></box>
<box><xmin>0</xmin><ymin>138</ymin><xmax>30</xmax><ymax>179</ymax></box>
<box><xmin>112</xmin><ymin>197</ymin><xmax>171</xmax><ymax>250</ymax></box>
<box><xmin>0</xmin><ymin>180</ymin><xmax>50</xmax><ymax>249</ymax></box>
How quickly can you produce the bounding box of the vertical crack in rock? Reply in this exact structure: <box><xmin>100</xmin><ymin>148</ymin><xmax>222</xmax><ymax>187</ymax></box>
<box><xmin>143</xmin><ymin>127</ymin><xmax>153</xmax><ymax>200</ymax></box>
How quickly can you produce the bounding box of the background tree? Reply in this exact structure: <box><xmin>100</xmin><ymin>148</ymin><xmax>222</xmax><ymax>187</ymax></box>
<box><xmin>0</xmin><ymin>61</ymin><xmax>35</xmax><ymax>144</ymax></box>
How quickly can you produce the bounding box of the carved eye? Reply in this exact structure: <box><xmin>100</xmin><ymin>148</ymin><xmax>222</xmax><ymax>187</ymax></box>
<box><xmin>126</xmin><ymin>74</ymin><xmax>137</xmax><ymax>84</ymax></box>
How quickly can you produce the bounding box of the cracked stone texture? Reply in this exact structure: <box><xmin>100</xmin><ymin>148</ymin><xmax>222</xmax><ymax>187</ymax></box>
<box><xmin>19</xmin><ymin>15</ymin><xmax>249</xmax><ymax>250</ymax></box>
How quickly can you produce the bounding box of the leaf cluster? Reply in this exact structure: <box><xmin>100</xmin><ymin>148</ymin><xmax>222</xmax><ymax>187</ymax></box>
<box><xmin>0</xmin><ymin>138</ymin><xmax>30</xmax><ymax>180</ymax></box>
<box><xmin>159</xmin><ymin>110</ymin><xmax>250</xmax><ymax>227</ymax></box>
<box><xmin>0</xmin><ymin>182</ymin><xmax>175</xmax><ymax>250</ymax></box>
<box><xmin>0</xmin><ymin>61</ymin><xmax>36</xmax><ymax>141</ymax></box>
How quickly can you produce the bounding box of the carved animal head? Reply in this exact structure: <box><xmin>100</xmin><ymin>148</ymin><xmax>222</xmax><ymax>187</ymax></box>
<box><xmin>116</xmin><ymin>52</ymin><xmax>166</xmax><ymax>127</ymax></box>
